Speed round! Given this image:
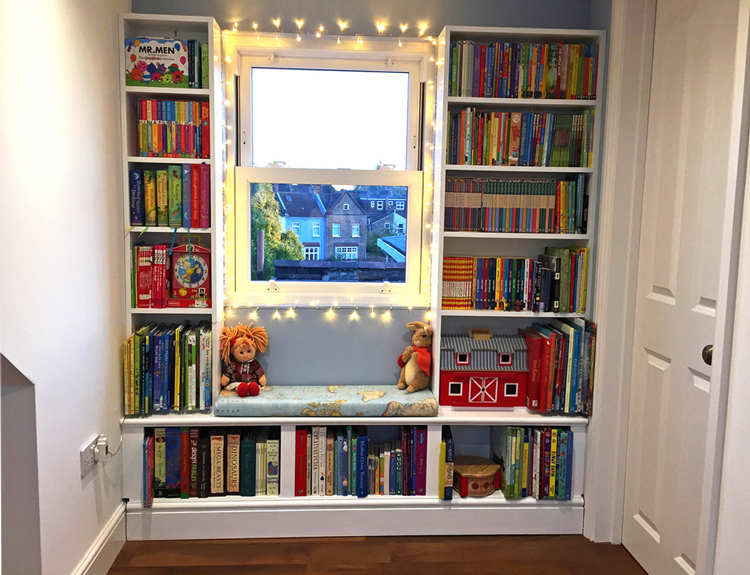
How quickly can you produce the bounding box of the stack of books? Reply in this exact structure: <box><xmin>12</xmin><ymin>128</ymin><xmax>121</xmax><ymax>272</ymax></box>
<box><xmin>446</xmin><ymin>110</ymin><xmax>595</xmax><ymax>168</ymax></box>
<box><xmin>294</xmin><ymin>426</ymin><xmax>428</xmax><ymax>497</ymax></box>
<box><xmin>137</xmin><ymin>99</ymin><xmax>210</xmax><ymax>158</ymax></box>
<box><xmin>441</xmin><ymin>246</ymin><xmax>590</xmax><ymax>313</ymax></box>
<box><xmin>449</xmin><ymin>40</ymin><xmax>599</xmax><ymax>100</ymax></box>
<box><xmin>124</xmin><ymin>322</ymin><xmax>212</xmax><ymax>415</ymax></box>
<box><xmin>143</xmin><ymin>427</ymin><xmax>280</xmax><ymax>507</ymax></box>
<box><xmin>490</xmin><ymin>426</ymin><xmax>574</xmax><ymax>500</ymax></box>
<box><xmin>444</xmin><ymin>175</ymin><xmax>587</xmax><ymax>233</ymax></box>
<box><xmin>129</xmin><ymin>165</ymin><xmax>210</xmax><ymax>228</ymax></box>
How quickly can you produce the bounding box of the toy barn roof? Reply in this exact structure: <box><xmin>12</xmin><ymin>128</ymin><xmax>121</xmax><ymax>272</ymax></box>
<box><xmin>440</xmin><ymin>334</ymin><xmax>527</xmax><ymax>372</ymax></box>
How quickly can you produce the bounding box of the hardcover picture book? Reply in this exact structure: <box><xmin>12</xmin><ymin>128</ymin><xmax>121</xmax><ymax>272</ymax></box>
<box><xmin>125</xmin><ymin>38</ymin><xmax>189</xmax><ymax>87</ymax></box>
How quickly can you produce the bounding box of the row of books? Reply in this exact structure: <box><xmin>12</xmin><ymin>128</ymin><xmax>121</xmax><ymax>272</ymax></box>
<box><xmin>294</xmin><ymin>426</ymin><xmax>427</xmax><ymax>497</ymax></box>
<box><xmin>520</xmin><ymin>320</ymin><xmax>597</xmax><ymax>415</ymax></box>
<box><xmin>131</xmin><ymin>244</ymin><xmax>170</xmax><ymax>308</ymax></box>
<box><xmin>125</xmin><ymin>38</ymin><xmax>209</xmax><ymax>89</ymax></box>
<box><xmin>124</xmin><ymin>321</ymin><xmax>212</xmax><ymax>416</ymax></box>
<box><xmin>449</xmin><ymin>40</ymin><xmax>599</xmax><ymax>100</ymax></box>
<box><xmin>491</xmin><ymin>427</ymin><xmax>574</xmax><ymax>500</ymax></box>
<box><xmin>447</xmin><ymin>110</ymin><xmax>595</xmax><ymax>168</ymax></box>
<box><xmin>441</xmin><ymin>247</ymin><xmax>589</xmax><ymax>313</ymax></box>
<box><xmin>129</xmin><ymin>165</ymin><xmax>210</xmax><ymax>228</ymax></box>
<box><xmin>137</xmin><ymin>99</ymin><xmax>210</xmax><ymax>158</ymax></box>
<box><xmin>143</xmin><ymin>427</ymin><xmax>279</xmax><ymax>507</ymax></box>
<box><xmin>444</xmin><ymin>175</ymin><xmax>588</xmax><ymax>234</ymax></box>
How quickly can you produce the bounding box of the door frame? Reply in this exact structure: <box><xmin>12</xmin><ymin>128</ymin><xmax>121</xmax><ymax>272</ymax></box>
<box><xmin>587</xmin><ymin>4</ymin><xmax>749</xmax><ymax>573</ymax></box>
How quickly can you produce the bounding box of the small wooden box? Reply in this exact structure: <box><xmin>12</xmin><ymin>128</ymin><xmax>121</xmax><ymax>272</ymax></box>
<box><xmin>453</xmin><ymin>456</ymin><xmax>503</xmax><ymax>497</ymax></box>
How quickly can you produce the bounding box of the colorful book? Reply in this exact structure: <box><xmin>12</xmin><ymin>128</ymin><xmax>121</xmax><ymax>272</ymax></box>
<box><xmin>125</xmin><ymin>38</ymin><xmax>190</xmax><ymax>88</ymax></box>
<box><xmin>164</xmin><ymin>427</ymin><xmax>181</xmax><ymax>497</ymax></box>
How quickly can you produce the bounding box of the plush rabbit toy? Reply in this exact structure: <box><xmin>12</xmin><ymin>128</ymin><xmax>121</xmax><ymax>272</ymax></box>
<box><xmin>397</xmin><ymin>321</ymin><xmax>434</xmax><ymax>393</ymax></box>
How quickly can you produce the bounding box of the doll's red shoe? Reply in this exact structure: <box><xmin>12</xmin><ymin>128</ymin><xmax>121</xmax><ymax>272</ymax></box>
<box><xmin>236</xmin><ymin>382</ymin><xmax>261</xmax><ymax>397</ymax></box>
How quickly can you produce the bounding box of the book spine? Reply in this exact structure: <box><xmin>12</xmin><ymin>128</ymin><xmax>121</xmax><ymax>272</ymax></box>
<box><xmin>295</xmin><ymin>428</ymin><xmax>307</xmax><ymax>496</ymax></box>
<box><xmin>201</xmin><ymin>43</ymin><xmax>209</xmax><ymax>88</ymax></box>
<box><xmin>181</xmin><ymin>165</ymin><xmax>191</xmax><ymax>228</ymax></box>
<box><xmin>267</xmin><ymin>436</ymin><xmax>280</xmax><ymax>496</ymax></box>
<box><xmin>143</xmin><ymin>435</ymin><xmax>154</xmax><ymax>508</ymax></box>
<box><xmin>240</xmin><ymin>436</ymin><xmax>256</xmax><ymax>497</ymax></box>
<box><xmin>165</xmin><ymin>427</ymin><xmax>180</xmax><ymax>497</ymax></box>
<box><xmin>318</xmin><ymin>427</ymin><xmax>327</xmax><ymax>496</ymax></box>
<box><xmin>129</xmin><ymin>170</ymin><xmax>144</xmax><ymax>226</ymax></box>
<box><xmin>180</xmin><ymin>427</ymin><xmax>190</xmax><ymax>498</ymax></box>
<box><xmin>226</xmin><ymin>431</ymin><xmax>241</xmax><ymax>494</ymax></box>
<box><xmin>154</xmin><ymin>427</ymin><xmax>166</xmax><ymax>497</ymax></box>
<box><xmin>210</xmin><ymin>432</ymin><xmax>226</xmax><ymax>496</ymax></box>
<box><xmin>201</xmin><ymin>102</ymin><xmax>210</xmax><ymax>159</ymax></box>
<box><xmin>415</xmin><ymin>427</ymin><xmax>427</xmax><ymax>496</ymax></box>
<box><xmin>200</xmin><ymin>164</ymin><xmax>211</xmax><ymax>227</ymax></box>
<box><xmin>191</xmin><ymin>165</ymin><xmax>201</xmax><ymax>226</ymax></box>
<box><xmin>356</xmin><ymin>436</ymin><xmax>368</xmax><ymax>498</ymax></box>
<box><xmin>156</xmin><ymin>169</ymin><xmax>168</xmax><ymax>225</ymax></box>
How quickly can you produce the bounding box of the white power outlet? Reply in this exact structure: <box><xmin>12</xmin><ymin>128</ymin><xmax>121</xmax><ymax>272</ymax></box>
<box><xmin>80</xmin><ymin>436</ymin><xmax>99</xmax><ymax>477</ymax></box>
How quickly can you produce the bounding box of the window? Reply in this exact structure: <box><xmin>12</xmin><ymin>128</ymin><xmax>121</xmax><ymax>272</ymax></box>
<box><xmin>230</xmin><ymin>40</ymin><xmax>431</xmax><ymax>305</ymax></box>
<box><xmin>396</xmin><ymin>200</ymin><xmax>405</xmax><ymax>210</ymax></box>
<box><xmin>385</xmin><ymin>223</ymin><xmax>391</xmax><ymax>230</ymax></box>
<box><xmin>387</xmin><ymin>200</ymin><xmax>393</xmax><ymax>208</ymax></box>
<box><xmin>291</xmin><ymin>222</ymin><xmax>301</xmax><ymax>237</ymax></box>
<box><xmin>498</xmin><ymin>353</ymin><xmax>513</xmax><ymax>366</ymax></box>
<box><xmin>504</xmin><ymin>382</ymin><xmax>519</xmax><ymax>397</ymax></box>
<box><xmin>456</xmin><ymin>352</ymin><xmax>470</xmax><ymax>365</ymax></box>
<box><xmin>449</xmin><ymin>382</ymin><xmax>463</xmax><ymax>396</ymax></box>
<box><xmin>335</xmin><ymin>246</ymin><xmax>358</xmax><ymax>260</ymax></box>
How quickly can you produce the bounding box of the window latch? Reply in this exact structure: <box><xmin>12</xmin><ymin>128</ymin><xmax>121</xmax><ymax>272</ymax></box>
<box><xmin>380</xmin><ymin>281</ymin><xmax>391</xmax><ymax>294</ymax></box>
<box><xmin>267</xmin><ymin>280</ymin><xmax>279</xmax><ymax>292</ymax></box>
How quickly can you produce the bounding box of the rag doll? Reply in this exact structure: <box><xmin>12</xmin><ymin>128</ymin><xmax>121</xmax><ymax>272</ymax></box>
<box><xmin>397</xmin><ymin>321</ymin><xmax>433</xmax><ymax>393</ymax></box>
<box><xmin>220</xmin><ymin>323</ymin><xmax>269</xmax><ymax>397</ymax></box>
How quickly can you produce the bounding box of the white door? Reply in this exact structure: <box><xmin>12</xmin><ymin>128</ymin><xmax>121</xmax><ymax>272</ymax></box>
<box><xmin>622</xmin><ymin>0</ymin><xmax>748</xmax><ymax>574</ymax></box>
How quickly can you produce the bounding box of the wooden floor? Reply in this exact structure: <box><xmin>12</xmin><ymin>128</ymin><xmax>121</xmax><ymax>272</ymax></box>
<box><xmin>109</xmin><ymin>535</ymin><xmax>647</xmax><ymax>575</ymax></box>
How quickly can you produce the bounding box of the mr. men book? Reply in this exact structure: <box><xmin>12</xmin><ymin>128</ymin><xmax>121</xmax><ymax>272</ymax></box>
<box><xmin>125</xmin><ymin>38</ymin><xmax>189</xmax><ymax>87</ymax></box>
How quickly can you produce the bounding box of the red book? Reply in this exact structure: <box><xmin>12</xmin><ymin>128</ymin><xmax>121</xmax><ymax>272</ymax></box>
<box><xmin>295</xmin><ymin>428</ymin><xmax>308</xmax><ymax>496</ymax></box>
<box><xmin>191</xmin><ymin>165</ymin><xmax>201</xmax><ymax>225</ymax></box>
<box><xmin>415</xmin><ymin>426</ymin><xmax>427</xmax><ymax>495</ymax></box>
<box><xmin>189</xmin><ymin>428</ymin><xmax>199</xmax><ymax>498</ymax></box>
<box><xmin>556</xmin><ymin>44</ymin><xmax>563</xmax><ymax>98</ymax></box>
<box><xmin>199</xmin><ymin>163</ymin><xmax>210</xmax><ymax>228</ymax></box>
<box><xmin>479</xmin><ymin>44</ymin><xmax>486</xmax><ymax>96</ymax></box>
<box><xmin>200</xmin><ymin>102</ymin><xmax>210</xmax><ymax>159</ymax></box>
<box><xmin>570</xmin><ymin>252</ymin><xmax>577</xmax><ymax>312</ymax></box>
<box><xmin>520</xmin><ymin>329</ymin><xmax>543</xmax><ymax>411</ymax></box>
<box><xmin>136</xmin><ymin>246</ymin><xmax>152</xmax><ymax>308</ymax></box>
<box><xmin>180</xmin><ymin>427</ymin><xmax>190</xmax><ymax>498</ymax></box>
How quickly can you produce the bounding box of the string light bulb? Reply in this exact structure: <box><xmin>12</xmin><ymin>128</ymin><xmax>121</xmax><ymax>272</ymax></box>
<box><xmin>350</xmin><ymin>308</ymin><xmax>359</xmax><ymax>321</ymax></box>
<box><xmin>286</xmin><ymin>307</ymin><xmax>296</xmax><ymax>318</ymax></box>
<box><xmin>253</xmin><ymin>21</ymin><xmax>259</xmax><ymax>39</ymax></box>
<box><xmin>376</xmin><ymin>22</ymin><xmax>386</xmax><ymax>35</ymax></box>
<box><xmin>272</xmin><ymin>309</ymin><xmax>281</xmax><ymax>319</ymax></box>
<box><xmin>419</xmin><ymin>24</ymin><xmax>427</xmax><ymax>36</ymax></box>
<box><xmin>233</xmin><ymin>21</ymin><xmax>238</xmax><ymax>32</ymax></box>
<box><xmin>326</xmin><ymin>307</ymin><xmax>336</xmax><ymax>320</ymax></box>
<box><xmin>316</xmin><ymin>24</ymin><xmax>324</xmax><ymax>38</ymax></box>
<box><xmin>370</xmin><ymin>305</ymin><xmax>376</xmax><ymax>318</ymax></box>
<box><xmin>273</xmin><ymin>18</ymin><xmax>281</xmax><ymax>29</ymax></box>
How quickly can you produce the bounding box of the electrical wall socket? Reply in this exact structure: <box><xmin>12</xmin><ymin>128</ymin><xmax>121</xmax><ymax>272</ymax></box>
<box><xmin>80</xmin><ymin>436</ymin><xmax>99</xmax><ymax>477</ymax></box>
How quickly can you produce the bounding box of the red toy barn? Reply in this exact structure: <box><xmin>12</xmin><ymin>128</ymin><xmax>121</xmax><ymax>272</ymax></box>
<box><xmin>440</xmin><ymin>334</ymin><xmax>528</xmax><ymax>408</ymax></box>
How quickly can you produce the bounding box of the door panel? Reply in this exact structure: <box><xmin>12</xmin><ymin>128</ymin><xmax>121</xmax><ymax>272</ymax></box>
<box><xmin>622</xmin><ymin>0</ymin><xmax>745</xmax><ymax>573</ymax></box>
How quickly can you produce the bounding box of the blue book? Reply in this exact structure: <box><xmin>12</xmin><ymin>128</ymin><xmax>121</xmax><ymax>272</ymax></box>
<box><xmin>556</xmin><ymin>430</ymin><xmax>567</xmax><ymax>500</ymax></box>
<box><xmin>151</xmin><ymin>326</ymin><xmax>163</xmax><ymax>411</ymax></box>
<box><xmin>336</xmin><ymin>431</ymin><xmax>346</xmax><ymax>495</ymax></box>
<box><xmin>356</xmin><ymin>436</ymin><xmax>368</xmax><ymax>498</ymax></box>
<box><xmin>129</xmin><ymin>170</ymin><xmax>144</xmax><ymax>225</ymax></box>
<box><xmin>443</xmin><ymin>427</ymin><xmax>454</xmax><ymax>500</ymax></box>
<box><xmin>163</xmin><ymin>328</ymin><xmax>173</xmax><ymax>411</ymax></box>
<box><xmin>565</xmin><ymin>430</ymin><xmax>574</xmax><ymax>500</ymax></box>
<box><xmin>347</xmin><ymin>426</ymin><xmax>355</xmax><ymax>496</ymax></box>
<box><xmin>182</xmin><ymin>165</ymin><xmax>191</xmax><ymax>228</ymax></box>
<box><xmin>389</xmin><ymin>451</ymin><xmax>397</xmax><ymax>495</ymax></box>
<box><xmin>240</xmin><ymin>429</ymin><xmax>256</xmax><ymax>497</ymax></box>
<box><xmin>165</xmin><ymin>428</ymin><xmax>181</xmax><ymax>497</ymax></box>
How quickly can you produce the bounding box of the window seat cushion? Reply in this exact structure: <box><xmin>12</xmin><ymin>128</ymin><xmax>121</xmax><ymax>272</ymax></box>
<box><xmin>213</xmin><ymin>384</ymin><xmax>437</xmax><ymax>417</ymax></box>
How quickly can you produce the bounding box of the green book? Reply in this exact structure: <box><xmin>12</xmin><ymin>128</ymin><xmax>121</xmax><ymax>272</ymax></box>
<box><xmin>395</xmin><ymin>446</ymin><xmax>403</xmax><ymax>495</ymax></box>
<box><xmin>156</xmin><ymin>170</ymin><xmax>168</xmax><ymax>225</ymax></box>
<box><xmin>168</xmin><ymin>165</ymin><xmax>182</xmax><ymax>227</ymax></box>
<box><xmin>546</xmin><ymin>247</ymin><xmax>571</xmax><ymax>313</ymax></box>
<box><xmin>201</xmin><ymin>43</ymin><xmax>209</xmax><ymax>88</ymax></box>
<box><xmin>144</xmin><ymin>170</ymin><xmax>157</xmax><ymax>225</ymax></box>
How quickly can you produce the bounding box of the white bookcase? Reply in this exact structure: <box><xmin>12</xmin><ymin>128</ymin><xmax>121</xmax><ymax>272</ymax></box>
<box><xmin>120</xmin><ymin>21</ymin><xmax>603</xmax><ymax>541</ymax></box>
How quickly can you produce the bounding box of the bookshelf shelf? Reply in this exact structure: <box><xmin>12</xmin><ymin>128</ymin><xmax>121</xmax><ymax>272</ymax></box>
<box><xmin>448</xmin><ymin>96</ymin><xmax>598</xmax><ymax>108</ymax></box>
<box><xmin>445</xmin><ymin>165</ymin><xmax>595</xmax><ymax>173</ymax></box>
<box><xmin>129</xmin><ymin>307</ymin><xmax>212</xmax><ymax>315</ymax></box>
<box><xmin>443</xmin><ymin>232</ymin><xmax>591</xmax><ymax>240</ymax></box>
<box><xmin>128</xmin><ymin>226</ymin><xmax>212</xmax><ymax>234</ymax></box>
<box><xmin>126</xmin><ymin>156</ymin><xmax>211</xmax><ymax>165</ymax></box>
<box><xmin>125</xmin><ymin>86</ymin><xmax>210</xmax><ymax>96</ymax></box>
<box><xmin>439</xmin><ymin>310</ymin><xmax>586</xmax><ymax>318</ymax></box>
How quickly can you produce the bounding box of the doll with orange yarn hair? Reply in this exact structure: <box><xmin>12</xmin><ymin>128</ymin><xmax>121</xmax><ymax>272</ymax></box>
<box><xmin>219</xmin><ymin>323</ymin><xmax>269</xmax><ymax>397</ymax></box>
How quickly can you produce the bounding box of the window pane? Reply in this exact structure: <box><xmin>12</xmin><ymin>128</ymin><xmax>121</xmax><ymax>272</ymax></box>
<box><xmin>250</xmin><ymin>182</ymin><xmax>408</xmax><ymax>282</ymax></box>
<box><xmin>251</xmin><ymin>68</ymin><xmax>410</xmax><ymax>169</ymax></box>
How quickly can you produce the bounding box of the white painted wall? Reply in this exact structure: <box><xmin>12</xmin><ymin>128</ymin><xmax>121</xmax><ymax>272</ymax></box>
<box><xmin>0</xmin><ymin>0</ymin><xmax>130</xmax><ymax>574</ymax></box>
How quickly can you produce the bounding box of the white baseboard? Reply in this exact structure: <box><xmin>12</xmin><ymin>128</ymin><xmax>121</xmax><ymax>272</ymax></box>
<box><xmin>70</xmin><ymin>502</ymin><xmax>126</xmax><ymax>575</ymax></box>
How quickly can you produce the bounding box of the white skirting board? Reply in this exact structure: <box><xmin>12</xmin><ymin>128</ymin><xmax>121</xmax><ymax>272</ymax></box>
<box><xmin>125</xmin><ymin>498</ymin><xmax>584</xmax><ymax>540</ymax></box>
<box><xmin>70</xmin><ymin>503</ymin><xmax>126</xmax><ymax>575</ymax></box>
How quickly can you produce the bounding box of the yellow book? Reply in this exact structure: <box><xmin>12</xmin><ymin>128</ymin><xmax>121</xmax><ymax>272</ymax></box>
<box><xmin>438</xmin><ymin>441</ymin><xmax>446</xmax><ymax>498</ymax></box>
<box><xmin>549</xmin><ymin>429</ymin><xmax>558</xmax><ymax>498</ymax></box>
<box><xmin>144</xmin><ymin>171</ymin><xmax>157</xmax><ymax>226</ymax></box>
<box><xmin>156</xmin><ymin>170</ymin><xmax>168</xmax><ymax>226</ymax></box>
<box><xmin>128</xmin><ymin>335</ymin><xmax>135</xmax><ymax>414</ymax></box>
<box><xmin>174</xmin><ymin>324</ymin><xmax>182</xmax><ymax>411</ymax></box>
<box><xmin>522</xmin><ymin>435</ymin><xmax>529</xmax><ymax>495</ymax></box>
<box><xmin>568</xmin><ymin>245</ymin><xmax>590</xmax><ymax>312</ymax></box>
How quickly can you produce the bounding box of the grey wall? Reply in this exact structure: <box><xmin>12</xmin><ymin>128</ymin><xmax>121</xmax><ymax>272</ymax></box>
<box><xmin>226</xmin><ymin>308</ymin><xmax>430</xmax><ymax>385</ymax></box>
<box><xmin>133</xmin><ymin>0</ymin><xmax>596</xmax><ymax>34</ymax></box>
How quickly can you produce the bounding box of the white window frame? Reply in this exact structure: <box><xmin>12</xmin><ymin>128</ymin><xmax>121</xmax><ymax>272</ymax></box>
<box><xmin>377</xmin><ymin>200</ymin><xmax>384</xmax><ymax>210</ymax></box>
<box><xmin>396</xmin><ymin>200</ymin><xmax>405</xmax><ymax>210</ymax></box>
<box><xmin>304</xmin><ymin>246</ymin><xmax>319</xmax><ymax>261</ymax></box>
<box><xmin>352</xmin><ymin>224</ymin><xmax>360</xmax><ymax>238</ymax></box>
<box><xmin>504</xmin><ymin>382</ymin><xmax>519</xmax><ymax>397</ymax></box>
<box><xmin>332</xmin><ymin>223</ymin><xmax>341</xmax><ymax>237</ymax></box>
<box><xmin>312</xmin><ymin>222</ymin><xmax>321</xmax><ymax>237</ymax></box>
<box><xmin>343</xmin><ymin>203</ymin><xmax>350</xmax><ymax>211</ymax></box>
<box><xmin>291</xmin><ymin>222</ymin><xmax>301</xmax><ymax>237</ymax></box>
<box><xmin>448</xmin><ymin>381</ymin><xmax>463</xmax><ymax>396</ymax></box>
<box><xmin>335</xmin><ymin>246</ymin><xmax>358</xmax><ymax>260</ymax></box>
<box><xmin>233</xmin><ymin>167</ymin><xmax>425</xmax><ymax>304</ymax></box>
<box><xmin>227</xmin><ymin>36</ymin><xmax>433</xmax><ymax>307</ymax></box>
